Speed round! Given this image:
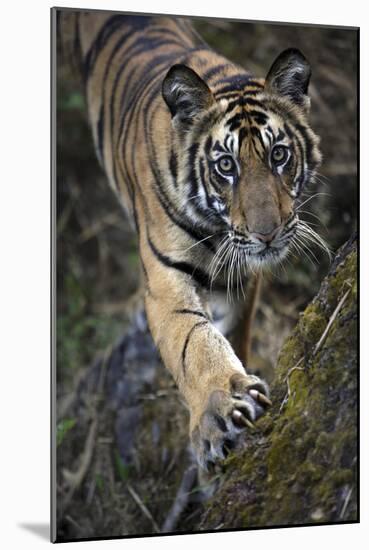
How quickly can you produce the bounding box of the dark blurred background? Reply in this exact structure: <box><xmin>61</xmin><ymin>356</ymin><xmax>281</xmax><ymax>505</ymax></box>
<box><xmin>56</xmin><ymin>14</ymin><xmax>357</xmax><ymax>540</ymax></box>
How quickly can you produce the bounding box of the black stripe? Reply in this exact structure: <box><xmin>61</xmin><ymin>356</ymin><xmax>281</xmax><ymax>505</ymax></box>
<box><xmin>225</xmin><ymin>95</ymin><xmax>264</xmax><ymax>113</ymax></box>
<box><xmin>174</xmin><ymin>309</ymin><xmax>208</xmax><ymax>319</ymax></box>
<box><xmin>265</xmin><ymin>125</ymin><xmax>276</xmax><ymax>144</ymax></box>
<box><xmin>125</xmin><ymin>36</ymin><xmax>185</xmax><ymax>59</ymax></box>
<box><xmin>248</xmin><ymin>109</ymin><xmax>269</xmax><ymax>125</ymax></box>
<box><xmin>199</xmin><ymin>158</ymin><xmax>217</xmax><ymax>210</ymax></box>
<box><xmin>188</xmin><ymin>142</ymin><xmax>200</xmax><ymax>199</ymax></box>
<box><xmin>275</xmin><ymin>128</ymin><xmax>286</xmax><ymax>142</ymax></box>
<box><xmin>190</xmin><ymin>107</ymin><xmax>219</xmax><ymax>142</ymax></box>
<box><xmin>83</xmin><ymin>15</ymin><xmax>129</xmax><ymax>80</ymax></box>
<box><xmin>216</xmin><ymin>89</ymin><xmax>260</xmax><ymax>100</ymax></box>
<box><xmin>227</xmin><ymin>112</ymin><xmax>244</xmax><ymax>132</ymax></box>
<box><xmin>213</xmin><ymin>140</ymin><xmax>226</xmax><ymax>153</ymax></box>
<box><xmin>214</xmin><ymin>74</ymin><xmax>251</xmax><ymax>89</ymax></box>
<box><xmin>238</xmin><ymin>127</ymin><xmax>248</xmax><ymax>148</ymax></box>
<box><xmin>243</xmin><ymin>97</ymin><xmax>264</xmax><ymax>108</ymax></box>
<box><xmin>285</xmin><ymin>121</ymin><xmax>306</xmax><ymax>194</ymax></box>
<box><xmin>118</xmin><ymin>58</ymin><xmax>175</xmax><ymax>203</ymax></box>
<box><xmin>205</xmin><ymin>135</ymin><xmax>214</xmax><ymax>155</ymax></box>
<box><xmin>181</xmin><ymin>321</ymin><xmax>208</xmax><ymax>375</ymax></box>
<box><xmin>119</xmin><ymin>52</ymin><xmax>177</xmax><ymax>145</ymax></box>
<box><xmin>95</xmin><ymin>23</ymin><xmax>147</xmax><ymax>175</ymax></box>
<box><xmin>141</xmin><ymin>52</ymin><xmax>182</xmax><ymax>119</ymax></box>
<box><xmin>181</xmin><ymin>46</ymin><xmax>212</xmax><ymax>66</ymax></box>
<box><xmin>148</xmin><ymin>234</ymin><xmax>212</xmax><ymax>289</ymax></box>
<box><xmin>250</xmin><ymin>127</ymin><xmax>266</xmax><ymax>161</ymax></box>
<box><xmin>202</xmin><ymin>63</ymin><xmax>230</xmax><ymax>82</ymax></box>
<box><xmin>295</xmin><ymin>123</ymin><xmax>313</xmax><ymax>165</ymax></box>
<box><xmin>145</xmin><ymin>25</ymin><xmax>194</xmax><ymax>44</ymax></box>
<box><xmin>169</xmin><ymin>148</ymin><xmax>178</xmax><ymax>187</ymax></box>
<box><xmin>151</xmin><ymin>179</ymin><xmax>216</xmax><ymax>252</ymax></box>
<box><xmin>100</xmin><ymin>24</ymin><xmax>155</xmax><ymax>195</ymax></box>
<box><xmin>226</xmin><ymin>99</ymin><xmax>240</xmax><ymax>113</ymax></box>
<box><xmin>215</xmin><ymin>80</ymin><xmax>263</xmax><ymax>97</ymax></box>
<box><xmin>96</xmin><ymin>104</ymin><xmax>104</xmax><ymax>164</ymax></box>
<box><xmin>209</xmin><ymin>169</ymin><xmax>225</xmax><ymax>193</ymax></box>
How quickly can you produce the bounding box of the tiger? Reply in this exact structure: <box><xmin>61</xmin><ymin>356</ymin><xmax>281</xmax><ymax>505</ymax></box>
<box><xmin>58</xmin><ymin>10</ymin><xmax>322</xmax><ymax>471</ymax></box>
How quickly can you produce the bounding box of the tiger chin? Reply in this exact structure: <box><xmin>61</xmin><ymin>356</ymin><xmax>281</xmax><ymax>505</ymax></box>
<box><xmin>63</xmin><ymin>13</ymin><xmax>322</xmax><ymax>471</ymax></box>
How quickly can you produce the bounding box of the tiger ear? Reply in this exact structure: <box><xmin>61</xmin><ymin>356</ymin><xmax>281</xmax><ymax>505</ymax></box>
<box><xmin>162</xmin><ymin>64</ymin><xmax>215</xmax><ymax>125</ymax></box>
<box><xmin>264</xmin><ymin>48</ymin><xmax>311</xmax><ymax>110</ymax></box>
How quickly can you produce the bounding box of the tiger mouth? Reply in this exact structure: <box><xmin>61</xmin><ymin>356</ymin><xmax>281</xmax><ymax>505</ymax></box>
<box><xmin>254</xmin><ymin>245</ymin><xmax>290</xmax><ymax>262</ymax></box>
<box><xmin>228</xmin><ymin>238</ymin><xmax>291</xmax><ymax>264</ymax></box>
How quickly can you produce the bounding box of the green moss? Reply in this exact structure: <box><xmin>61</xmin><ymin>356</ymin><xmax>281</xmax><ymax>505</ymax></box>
<box><xmin>200</xmin><ymin>243</ymin><xmax>358</xmax><ymax>529</ymax></box>
<box><xmin>326</xmin><ymin>252</ymin><xmax>357</xmax><ymax>309</ymax></box>
<box><xmin>300</xmin><ymin>303</ymin><xmax>327</xmax><ymax>342</ymax></box>
<box><xmin>256</xmin><ymin>415</ymin><xmax>274</xmax><ymax>435</ymax></box>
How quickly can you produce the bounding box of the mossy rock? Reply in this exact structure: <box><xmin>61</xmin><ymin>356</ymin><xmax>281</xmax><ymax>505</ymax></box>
<box><xmin>199</xmin><ymin>234</ymin><xmax>357</xmax><ymax>529</ymax></box>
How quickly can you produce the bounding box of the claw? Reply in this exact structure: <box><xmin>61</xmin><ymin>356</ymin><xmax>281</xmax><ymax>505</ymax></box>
<box><xmin>249</xmin><ymin>388</ymin><xmax>272</xmax><ymax>407</ymax></box>
<box><xmin>232</xmin><ymin>409</ymin><xmax>255</xmax><ymax>430</ymax></box>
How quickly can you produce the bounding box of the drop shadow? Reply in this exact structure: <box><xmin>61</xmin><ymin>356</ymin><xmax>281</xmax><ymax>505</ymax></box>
<box><xmin>18</xmin><ymin>523</ymin><xmax>50</xmax><ymax>541</ymax></box>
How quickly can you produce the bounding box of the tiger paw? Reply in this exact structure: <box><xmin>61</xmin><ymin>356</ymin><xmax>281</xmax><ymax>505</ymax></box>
<box><xmin>190</xmin><ymin>373</ymin><xmax>271</xmax><ymax>471</ymax></box>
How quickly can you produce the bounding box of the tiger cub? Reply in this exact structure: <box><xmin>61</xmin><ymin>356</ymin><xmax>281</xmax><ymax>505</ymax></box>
<box><xmin>61</xmin><ymin>12</ymin><xmax>321</xmax><ymax>470</ymax></box>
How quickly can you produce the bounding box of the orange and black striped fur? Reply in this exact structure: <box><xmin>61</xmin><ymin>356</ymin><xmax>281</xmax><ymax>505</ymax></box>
<box><xmin>59</xmin><ymin>11</ymin><xmax>322</xmax><ymax>469</ymax></box>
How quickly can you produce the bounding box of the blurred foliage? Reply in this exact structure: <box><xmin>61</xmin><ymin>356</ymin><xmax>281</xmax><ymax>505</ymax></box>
<box><xmin>114</xmin><ymin>451</ymin><xmax>132</xmax><ymax>482</ymax></box>
<box><xmin>57</xmin><ymin>271</ymin><xmax>122</xmax><ymax>384</ymax></box>
<box><xmin>59</xmin><ymin>90</ymin><xmax>85</xmax><ymax>111</ymax></box>
<box><xmin>57</xmin><ymin>418</ymin><xmax>77</xmax><ymax>447</ymax></box>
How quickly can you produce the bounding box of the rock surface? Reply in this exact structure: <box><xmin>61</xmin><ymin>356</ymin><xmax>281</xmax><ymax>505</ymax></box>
<box><xmin>198</xmin><ymin>234</ymin><xmax>358</xmax><ymax>529</ymax></box>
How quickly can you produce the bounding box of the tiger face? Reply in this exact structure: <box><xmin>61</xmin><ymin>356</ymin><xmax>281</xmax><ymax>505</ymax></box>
<box><xmin>163</xmin><ymin>49</ymin><xmax>322</xmax><ymax>272</ymax></box>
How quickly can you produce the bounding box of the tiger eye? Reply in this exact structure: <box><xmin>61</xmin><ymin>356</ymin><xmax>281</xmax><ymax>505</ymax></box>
<box><xmin>218</xmin><ymin>156</ymin><xmax>235</xmax><ymax>174</ymax></box>
<box><xmin>271</xmin><ymin>146</ymin><xmax>288</xmax><ymax>165</ymax></box>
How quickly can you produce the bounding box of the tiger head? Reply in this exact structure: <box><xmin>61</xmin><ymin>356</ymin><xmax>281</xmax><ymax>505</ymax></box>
<box><xmin>162</xmin><ymin>48</ymin><xmax>323</xmax><ymax>271</ymax></box>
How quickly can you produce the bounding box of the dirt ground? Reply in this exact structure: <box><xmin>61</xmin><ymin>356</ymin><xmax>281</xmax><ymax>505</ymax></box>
<box><xmin>55</xmin><ymin>12</ymin><xmax>357</xmax><ymax>541</ymax></box>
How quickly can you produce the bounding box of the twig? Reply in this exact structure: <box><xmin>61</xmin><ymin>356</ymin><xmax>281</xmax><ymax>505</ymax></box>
<box><xmin>279</xmin><ymin>286</ymin><xmax>351</xmax><ymax>413</ymax></box>
<box><xmin>61</xmin><ymin>418</ymin><xmax>98</xmax><ymax>511</ymax></box>
<box><xmin>313</xmin><ymin>288</ymin><xmax>351</xmax><ymax>355</ymax></box>
<box><xmin>127</xmin><ymin>484</ymin><xmax>160</xmax><ymax>534</ymax></box>
<box><xmin>161</xmin><ymin>466</ymin><xmax>198</xmax><ymax>533</ymax></box>
<box><xmin>65</xmin><ymin>514</ymin><xmax>82</xmax><ymax>532</ymax></box>
<box><xmin>278</xmin><ymin>358</ymin><xmax>304</xmax><ymax>413</ymax></box>
<box><xmin>77</xmin><ymin>212</ymin><xmax>122</xmax><ymax>243</ymax></box>
<box><xmin>340</xmin><ymin>486</ymin><xmax>353</xmax><ymax>519</ymax></box>
<box><xmin>139</xmin><ymin>389</ymin><xmax>178</xmax><ymax>401</ymax></box>
<box><xmin>60</xmin><ymin>346</ymin><xmax>111</xmax><ymax>513</ymax></box>
<box><xmin>62</xmin><ymin>419</ymin><xmax>98</xmax><ymax>489</ymax></box>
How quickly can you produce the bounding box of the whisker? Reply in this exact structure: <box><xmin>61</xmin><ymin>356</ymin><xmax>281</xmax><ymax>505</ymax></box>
<box><xmin>228</xmin><ymin>244</ymin><xmax>238</xmax><ymax>304</ymax></box>
<box><xmin>296</xmin><ymin>192</ymin><xmax>330</xmax><ymax>212</ymax></box>
<box><xmin>179</xmin><ymin>232</ymin><xmax>218</xmax><ymax>254</ymax></box>
<box><xmin>296</xmin><ymin>216</ymin><xmax>320</xmax><ymax>228</ymax></box>
<box><xmin>209</xmin><ymin>235</ymin><xmax>231</xmax><ymax>289</ymax></box>
<box><xmin>294</xmin><ymin>234</ymin><xmax>320</xmax><ymax>264</ymax></box>
<box><xmin>237</xmin><ymin>248</ymin><xmax>246</xmax><ymax>299</ymax></box>
<box><xmin>291</xmin><ymin>235</ymin><xmax>318</xmax><ymax>266</ymax></box>
<box><xmin>297</xmin><ymin>221</ymin><xmax>332</xmax><ymax>260</ymax></box>
<box><xmin>227</xmin><ymin>244</ymin><xmax>236</xmax><ymax>304</ymax></box>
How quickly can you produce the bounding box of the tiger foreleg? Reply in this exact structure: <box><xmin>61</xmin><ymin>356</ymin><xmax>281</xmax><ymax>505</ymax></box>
<box><xmin>143</xmin><ymin>249</ymin><xmax>271</xmax><ymax>470</ymax></box>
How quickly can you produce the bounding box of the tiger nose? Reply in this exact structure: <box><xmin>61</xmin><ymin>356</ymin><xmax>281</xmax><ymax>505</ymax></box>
<box><xmin>250</xmin><ymin>225</ymin><xmax>280</xmax><ymax>244</ymax></box>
